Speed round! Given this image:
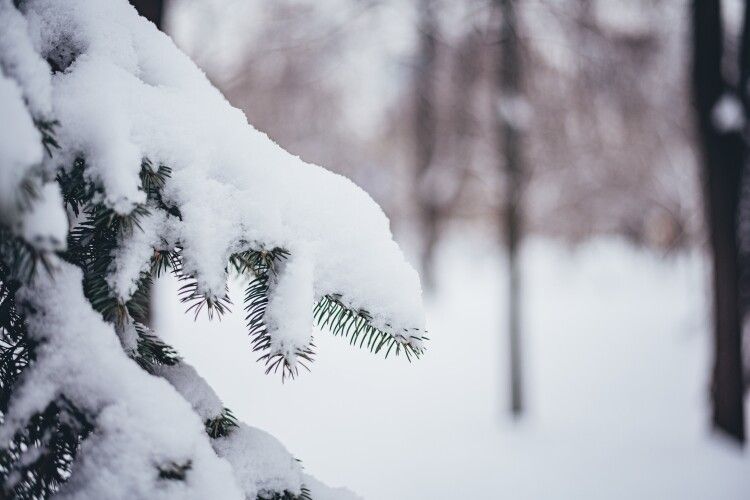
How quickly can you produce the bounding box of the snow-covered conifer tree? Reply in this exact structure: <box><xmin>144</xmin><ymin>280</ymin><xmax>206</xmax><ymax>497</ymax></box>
<box><xmin>0</xmin><ymin>1</ymin><xmax>426</xmax><ymax>498</ymax></box>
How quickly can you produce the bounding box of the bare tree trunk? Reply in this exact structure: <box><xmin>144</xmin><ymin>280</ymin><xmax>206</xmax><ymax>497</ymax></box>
<box><xmin>692</xmin><ymin>0</ymin><xmax>746</xmax><ymax>443</ymax></box>
<box><xmin>494</xmin><ymin>0</ymin><xmax>526</xmax><ymax>417</ymax></box>
<box><xmin>130</xmin><ymin>0</ymin><xmax>165</xmax><ymax>30</ymax></box>
<box><xmin>413</xmin><ymin>0</ymin><xmax>439</xmax><ymax>290</ymax></box>
<box><xmin>738</xmin><ymin>0</ymin><xmax>750</xmax><ymax>390</ymax></box>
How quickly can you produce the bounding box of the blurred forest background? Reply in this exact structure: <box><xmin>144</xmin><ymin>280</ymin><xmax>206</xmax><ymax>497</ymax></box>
<box><xmin>166</xmin><ymin>0</ymin><xmax>700</xmax><ymax>254</ymax></box>
<box><xmin>132</xmin><ymin>1</ymin><xmax>750</xmax><ymax>495</ymax></box>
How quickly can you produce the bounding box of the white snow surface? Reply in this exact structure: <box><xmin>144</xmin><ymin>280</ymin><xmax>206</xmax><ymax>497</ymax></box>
<box><xmin>108</xmin><ymin>209</ymin><xmax>169</xmax><ymax>301</ymax></box>
<box><xmin>0</xmin><ymin>69</ymin><xmax>66</xmax><ymax>250</ymax></box>
<box><xmin>154</xmin><ymin>360</ymin><xmax>315</xmax><ymax>498</ymax></box>
<box><xmin>4</xmin><ymin>260</ymin><xmax>245</xmax><ymax>500</ymax></box>
<box><xmin>0</xmin><ymin>71</ymin><xmax>42</xmax><ymax>217</ymax></box>
<box><xmin>17</xmin><ymin>181</ymin><xmax>67</xmax><ymax>251</ymax></box>
<box><xmin>152</xmin><ymin>362</ymin><xmax>224</xmax><ymax>422</ymax></box>
<box><xmin>1</xmin><ymin>0</ymin><xmax>423</xmax><ymax>497</ymax></box>
<box><xmin>212</xmin><ymin>423</ymin><xmax>304</xmax><ymax>499</ymax></box>
<box><xmin>265</xmin><ymin>250</ymin><xmax>316</xmax><ymax>361</ymax></box>
<box><xmin>21</xmin><ymin>0</ymin><xmax>424</xmax><ymax>340</ymax></box>
<box><xmin>0</xmin><ymin>0</ymin><xmax>52</xmax><ymax>117</ymax></box>
<box><xmin>157</xmin><ymin>233</ymin><xmax>750</xmax><ymax>500</ymax></box>
<box><xmin>303</xmin><ymin>474</ymin><xmax>363</xmax><ymax>500</ymax></box>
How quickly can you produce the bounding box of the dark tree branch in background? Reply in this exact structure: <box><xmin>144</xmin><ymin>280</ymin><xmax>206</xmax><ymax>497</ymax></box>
<box><xmin>692</xmin><ymin>0</ymin><xmax>746</xmax><ymax>443</ymax></box>
<box><xmin>414</xmin><ymin>0</ymin><xmax>440</xmax><ymax>289</ymax></box>
<box><xmin>130</xmin><ymin>0</ymin><xmax>165</xmax><ymax>30</ymax></box>
<box><xmin>739</xmin><ymin>0</ymin><xmax>750</xmax><ymax>357</ymax></box>
<box><xmin>494</xmin><ymin>0</ymin><xmax>526</xmax><ymax>417</ymax></box>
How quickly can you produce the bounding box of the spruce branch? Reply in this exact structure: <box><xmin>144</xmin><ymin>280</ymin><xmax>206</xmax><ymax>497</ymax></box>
<box><xmin>139</xmin><ymin>159</ymin><xmax>170</xmax><ymax>197</ymax></box>
<box><xmin>0</xmin><ymin>245</ymin><xmax>91</xmax><ymax>500</ymax></box>
<box><xmin>132</xmin><ymin>322</ymin><xmax>181</xmax><ymax>372</ymax></box>
<box><xmin>63</xmin><ymin>199</ymin><xmax>150</xmax><ymax>328</ymax></box>
<box><xmin>0</xmin><ymin>324</ymin><xmax>32</xmax><ymax>413</ymax></box>
<box><xmin>204</xmin><ymin>407</ymin><xmax>239</xmax><ymax>439</ymax></box>
<box><xmin>2</xmin><ymin>118</ymin><xmax>59</xmax><ymax>213</ymax></box>
<box><xmin>177</xmin><ymin>277</ymin><xmax>233</xmax><ymax>320</ymax></box>
<box><xmin>314</xmin><ymin>294</ymin><xmax>426</xmax><ymax>361</ymax></box>
<box><xmin>0</xmin><ymin>397</ymin><xmax>92</xmax><ymax>500</ymax></box>
<box><xmin>33</xmin><ymin>119</ymin><xmax>60</xmax><ymax>158</ymax></box>
<box><xmin>139</xmin><ymin>159</ymin><xmax>181</xmax><ymax>219</ymax></box>
<box><xmin>166</xmin><ymin>248</ymin><xmax>232</xmax><ymax>320</ymax></box>
<box><xmin>127</xmin><ymin>271</ymin><xmax>153</xmax><ymax>325</ymax></box>
<box><xmin>238</xmin><ymin>246</ymin><xmax>426</xmax><ymax>380</ymax></box>
<box><xmin>239</xmin><ymin>248</ymin><xmax>315</xmax><ymax>381</ymax></box>
<box><xmin>56</xmin><ymin>158</ymin><xmax>95</xmax><ymax>216</ymax></box>
<box><xmin>0</xmin><ymin>228</ymin><xmax>53</xmax><ymax>285</ymax></box>
<box><xmin>229</xmin><ymin>247</ymin><xmax>290</xmax><ymax>276</ymax></box>
<box><xmin>151</xmin><ymin>248</ymin><xmax>178</xmax><ymax>278</ymax></box>
<box><xmin>157</xmin><ymin>460</ymin><xmax>192</xmax><ymax>481</ymax></box>
<box><xmin>16</xmin><ymin>174</ymin><xmax>40</xmax><ymax>214</ymax></box>
<box><xmin>0</xmin><ymin>255</ymin><xmax>34</xmax><ymax>414</ymax></box>
<box><xmin>262</xmin><ymin>488</ymin><xmax>313</xmax><ymax>500</ymax></box>
<box><xmin>203</xmin><ymin>408</ymin><xmax>312</xmax><ymax>500</ymax></box>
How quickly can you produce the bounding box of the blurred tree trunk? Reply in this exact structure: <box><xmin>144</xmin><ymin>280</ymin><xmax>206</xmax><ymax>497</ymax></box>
<box><xmin>413</xmin><ymin>0</ymin><xmax>439</xmax><ymax>289</ymax></box>
<box><xmin>494</xmin><ymin>0</ymin><xmax>526</xmax><ymax>417</ymax></box>
<box><xmin>739</xmin><ymin>0</ymin><xmax>750</xmax><ymax>390</ymax></box>
<box><xmin>131</xmin><ymin>0</ymin><xmax>165</xmax><ymax>30</ymax></box>
<box><xmin>692</xmin><ymin>0</ymin><xmax>746</xmax><ymax>443</ymax></box>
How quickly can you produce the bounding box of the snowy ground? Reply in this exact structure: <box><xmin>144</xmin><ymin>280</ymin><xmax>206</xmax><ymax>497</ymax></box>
<box><xmin>156</xmin><ymin>233</ymin><xmax>750</xmax><ymax>499</ymax></box>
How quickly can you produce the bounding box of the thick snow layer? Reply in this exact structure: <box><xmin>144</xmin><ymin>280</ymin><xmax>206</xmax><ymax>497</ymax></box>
<box><xmin>19</xmin><ymin>0</ymin><xmax>424</xmax><ymax>342</ymax></box>
<box><xmin>0</xmin><ymin>71</ymin><xmax>42</xmax><ymax>216</ymax></box>
<box><xmin>152</xmin><ymin>359</ymin><xmax>310</xmax><ymax>498</ymax></box>
<box><xmin>18</xmin><ymin>181</ymin><xmax>67</xmax><ymax>251</ymax></box>
<box><xmin>152</xmin><ymin>362</ymin><xmax>224</xmax><ymax>422</ymax></box>
<box><xmin>212</xmin><ymin>423</ymin><xmax>304</xmax><ymax>499</ymax></box>
<box><xmin>0</xmin><ymin>0</ymin><xmax>422</xmax><ymax>495</ymax></box>
<box><xmin>303</xmin><ymin>474</ymin><xmax>363</xmax><ymax>500</ymax></box>
<box><xmin>0</xmin><ymin>0</ymin><xmax>52</xmax><ymax>117</ymax></box>
<box><xmin>3</xmin><ymin>260</ymin><xmax>244</xmax><ymax>500</ymax></box>
<box><xmin>0</xmin><ymin>70</ymin><xmax>66</xmax><ymax>250</ymax></box>
<box><xmin>108</xmin><ymin>209</ymin><xmax>168</xmax><ymax>301</ymax></box>
<box><xmin>157</xmin><ymin>234</ymin><xmax>750</xmax><ymax>500</ymax></box>
<box><xmin>265</xmin><ymin>250</ymin><xmax>316</xmax><ymax>361</ymax></box>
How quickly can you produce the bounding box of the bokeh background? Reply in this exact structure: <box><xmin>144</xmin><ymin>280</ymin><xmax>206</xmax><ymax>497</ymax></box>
<box><xmin>143</xmin><ymin>0</ymin><xmax>750</xmax><ymax>497</ymax></box>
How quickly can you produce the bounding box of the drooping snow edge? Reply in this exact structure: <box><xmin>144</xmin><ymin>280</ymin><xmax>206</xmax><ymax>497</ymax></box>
<box><xmin>0</xmin><ymin>0</ymin><xmax>426</xmax><ymax>497</ymax></box>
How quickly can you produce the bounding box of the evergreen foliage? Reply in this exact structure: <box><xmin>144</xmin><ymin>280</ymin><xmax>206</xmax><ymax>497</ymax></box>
<box><xmin>0</xmin><ymin>130</ymin><xmax>92</xmax><ymax>499</ymax></box>
<box><xmin>315</xmin><ymin>294</ymin><xmax>427</xmax><ymax>361</ymax></box>
<box><xmin>205</xmin><ymin>408</ymin><xmax>239</xmax><ymax>439</ymax></box>
<box><xmin>0</xmin><ymin>116</ymin><xmax>421</xmax><ymax>497</ymax></box>
<box><xmin>0</xmin><ymin>398</ymin><xmax>92</xmax><ymax>499</ymax></box>
<box><xmin>1</xmin><ymin>2</ymin><xmax>424</xmax><ymax>496</ymax></box>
